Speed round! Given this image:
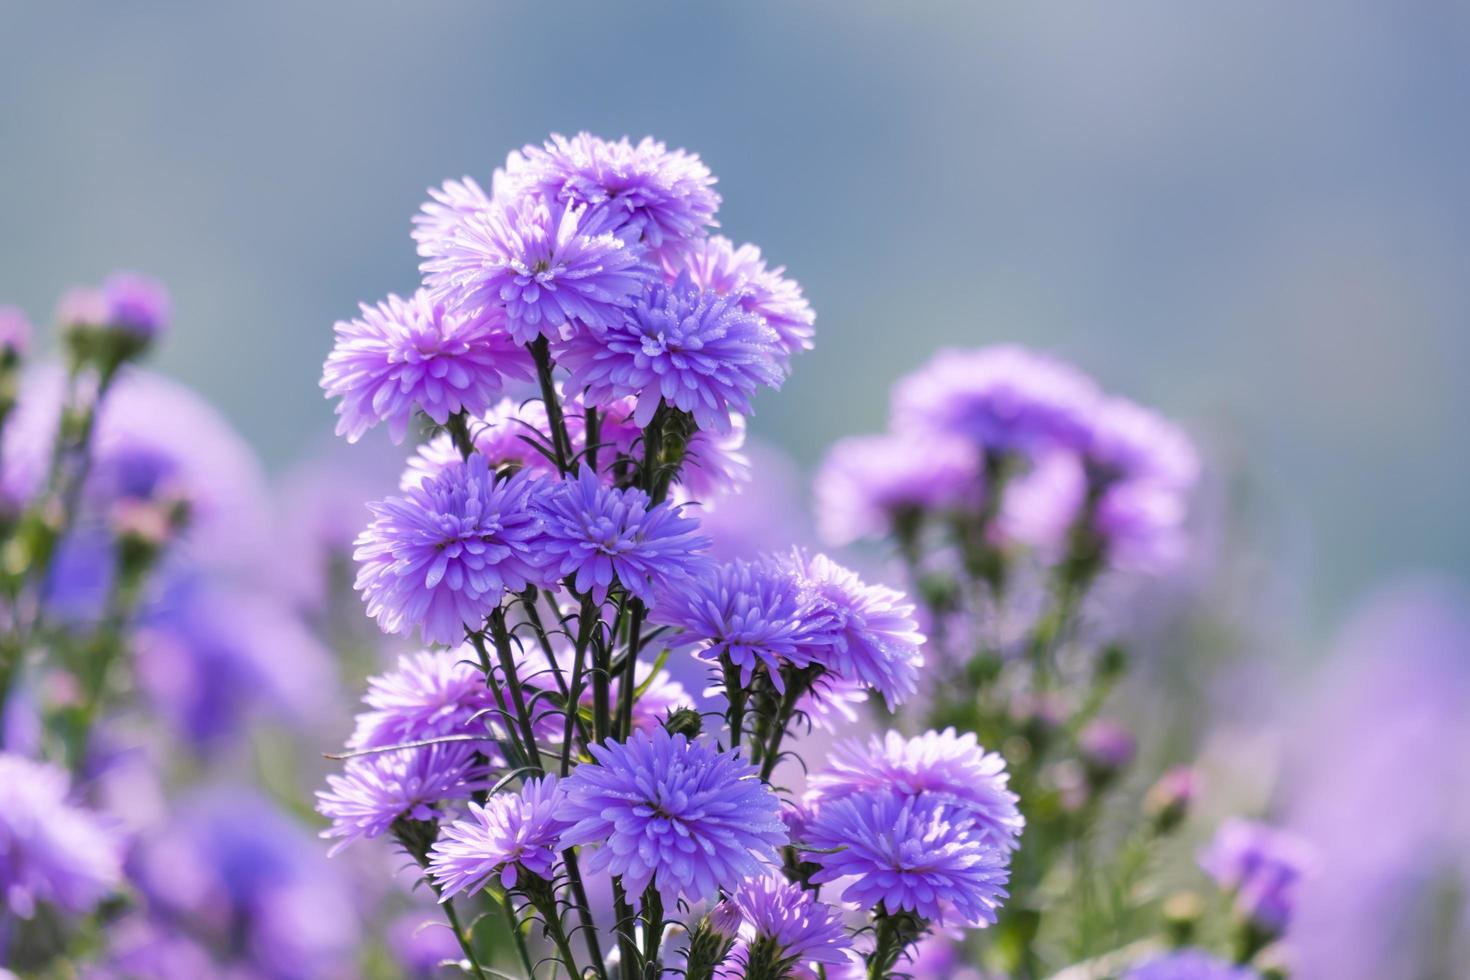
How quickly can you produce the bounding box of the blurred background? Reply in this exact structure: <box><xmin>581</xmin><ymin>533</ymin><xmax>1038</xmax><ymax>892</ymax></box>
<box><xmin>4</xmin><ymin>2</ymin><xmax>1467</xmax><ymax>641</ymax></box>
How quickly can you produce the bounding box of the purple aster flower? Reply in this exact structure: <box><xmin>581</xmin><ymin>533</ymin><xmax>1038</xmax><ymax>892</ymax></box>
<box><xmin>429</xmin><ymin>775</ymin><xmax>570</xmax><ymax>894</ymax></box>
<box><xmin>508</xmin><ymin>132</ymin><xmax>720</xmax><ymax>263</ymax></box>
<box><xmin>422</xmin><ymin>194</ymin><xmax>650</xmax><ymax>345</ymax></box>
<box><xmin>652</xmin><ymin>556</ymin><xmax>832</xmax><ymax>693</ymax></box>
<box><xmin>1085</xmin><ymin>396</ymin><xmax>1198</xmax><ymax>488</ymax></box>
<box><xmin>720</xmin><ymin>874</ymin><xmax>855</xmax><ymax>976</ymax></box>
<box><xmin>0</xmin><ymin>753</ymin><xmax>122</xmax><ymax>918</ymax></box>
<box><xmin>387</xmin><ymin>910</ymin><xmax>465</xmax><ymax>979</ymax></box>
<box><xmin>813</xmin><ymin>432</ymin><xmax>981</xmax><ymax>545</ymax></box>
<box><xmin>777</xmin><ymin>550</ymin><xmax>925</xmax><ymax>709</ymax></box>
<box><xmin>1199</xmin><ymin>818</ymin><xmax>1316</xmax><ymax>933</ymax></box>
<box><xmin>0</xmin><ymin>305</ymin><xmax>31</xmax><ymax>357</ymax></box>
<box><xmin>354</xmin><ymin>457</ymin><xmax>547</xmax><ymax>646</ymax></box>
<box><xmin>806</xmin><ymin>728</ymin><xmax>1023</xmax><ymax>852</ymax></box>
<box><xmin>412</xmin><ymin>175</ymin><xmax>496</xmax><ymax>253</ymax></box>
<box><xmin>533</xmin><ymin>466</ymin><xmax>709</xmax><ymax>603</ymax></box>
<box><xmin>891</xmin><ymin>345</ymin><xmax>1100</xmax><ymax>455</ymax></box>
<box><xmin>1078</xmin><ymin>718</ymin><xmax>1138</xmax><ymax>773</ymax></box>
<box><xmin>680</xmin><ymin>235</ymin><xmax>814</xmax><ymax>365</ymax></box>
<box><xmin>555</xmin><ymin>275</ymin><xmax>784</xmax><ymax>434</ymax></box>
<box><xmin>802</xmin><ymin>791</ymin><xmax>1010</xmax><ymax>928</ymax></box>
<box><xmin>348</xmin><ymin>648</ymin><xmax>495</xmax><ymax>750</ymax></box>
<box><xmin>1122</xmin><ymin>949</ymin><xmax>1261</xmax><ymax>980</ymax></box>
<box><xmin>317</xmin><ymin>743</ymin><xmax>490</xmax><ymax>855</ymax></box>
<box><xmin>797</xmin><ymin>673</ymin><xmax>870</xmax><ymax>731</ymax></box>
<box><xmin>321</xmin><ymin>289</ymin><xmax>531</xmax><ymax>443</ymax></box>
<box><xmin>558</xmin><ymin>728</ymin><xmax>787</xmax><ymax>904</ymax></box>
<box><xmin>99</xmin><ymin>272</ymin><xmax>171</xmax><ymax>339</ymax></box>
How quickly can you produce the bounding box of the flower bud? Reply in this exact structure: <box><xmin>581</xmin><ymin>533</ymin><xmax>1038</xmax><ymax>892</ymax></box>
<box><xmin>1144</xmin><ymin>766</ymin><xmax>1198</xmax><ymax>834</ymax></box>
<box><xmin>662</xmin><ymin>705</ymin><xmax>703</xmax><ymax>740</ymax></box>
<box><xmin>1078</xmin><ymin>718</ymin><xmax>1136</xmax><ymax>787</ymax></box>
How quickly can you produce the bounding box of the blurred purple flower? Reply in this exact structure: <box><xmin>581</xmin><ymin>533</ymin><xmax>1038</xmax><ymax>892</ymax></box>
<box><xmin>0</xmin><ymin>305</ymin><xmax>31</xmax><ymax>357</ymax></box>
<box><xmin>429</xmin><ymin>775</ymin><xmax>569</xmax><ymax>894</ymax></box>
<box><xmin>1199</xmin><ymin>818</ymin><xmax>1315</xmax><ymax>933</ymax></box>
<box><xmin>354</xmin><ymin>458</ymin><xmax>547</xmax><ymax>645</ymax></box>
<box><xmin>321</xmin><ymin>290</ymin><xmax>531</xmax><ymax>443</ymax></box>
<box><xmin>508</xmin><ymin>132</ymin><xmax>719</xmax><ymax>264</ymax></box>
<box><xmin>0</xmin><ymin>753</ymin><xmax>122</xmax><ymax>918</ymax></box>
<box><xmin>558</xmin><ymin>728</ymin><xmax>786</xmax><ymax>904</ymax></box>
<box><xmin>556</xmin><ymin>275</ymin><xmax>783</xmax><ymax>434</ymax></box>
<box><xmin>807</xmin><ymin>728</ymin><xmax>1023</xmax><ymax>852</ymax></box>
<box><xmin>533</xmin><ymin>466</ymin><xmax>708</xmax><ymax>603</ymax></box>
<box><xmin>1122</xmin><ymin>950</ymin><xmax>1260</xmax><ymax>980</ymax></box>
<box><xmin>813</xmin><ymin>431</ymin><xmax>980</xmax><ymax>545</ymax></box>
<box><xmin>387</xmin><ymin>911</ymin><xmax>464</xmax><ymax>979</ymax></box>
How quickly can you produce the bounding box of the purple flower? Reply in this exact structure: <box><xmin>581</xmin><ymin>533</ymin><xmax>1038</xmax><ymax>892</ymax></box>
<box><xmin>99</xmin><ymin>272</ymin><xmax>171</xmax><ymax>339</ymax></box>
<box><xmin>412</xmin><ymin>175</ymin><xmax>496</xmax><ymax>253</ymax></box>
<box><xmin>680</xmin><ymin>235</ymin><xmax>814</xmax><ymax>365</ymax></box>
<box><xmin>891</xmin><ymin>345</ymin><xmax>1100</xmax><ymax>455</ymax></box>
<box><xmin>651</xmin><ymin>556</ymin><xmax>832</xmax><ymax>693</ymax></box>
<box><xmin>533</xmin><ymin>466</ymin><xmax>709</xmax><ymax>603</ymax></box>
<box><xmin>387</xmin><ymin>911</ymin><xmax>465</xmax><ymax>979</ymax></box>
<box><xmin>0</xmin><ymin>754</ymin><xmax>121</xmax><ymax>919</ymax></box>
<box><xmin>422</xmin><ymin>194</ymin><xmax>650</xmax><ymax>345</ymax></box>
<box><xmin>348</xmin><ymin>648</ymin><xmax>495</xmax><ymax>750</ymax></box>
<box><xmin>1078</xmin><ymin>718</ymin><xmax>1138</xmax><ymax>773</ymax></box>
<box><xmin>806</xmin><ymin>728</ymin><xmax>1023</xmax><ymax>852</ymax></box>
<box><xmin>558</xmin><ymin>728</ymin><xmax>787</xmax><ymax>904</ymax></box>
<box><xmin>317</xmin><ymin>743</ymin><xmax>490</xmax><ymax>855</ymax></box>
<box><xmin>778</xmin><ymin>550</ymin><xmax>925</xmax><ymax>709</ymax></box>
<box><xmin>715</xmin><ymin>874</ymin><xmax>855</xmax><ymax>977</ymax></box>
<box><xmin>429</xmin><ymin>775</ymin><xmax>570</xmax><ymax>894</ymax></box>
<box><xmin>813</xmin><ymin>432</ymin><xmax>981</xmax><ymax>545</ymax></box>
<box><xmin>508</xmin><ymin>132</ymin><xmax>720</xmax><ymax>263</ymax></box>
<box><xmin>802</xmin><ymin>791</ymin><xmax>1010</xmax><ymax>928</ymax></box>
<box><xmin>0</xmin><ymin>305</ymin><xmax>31</xmax><ymax>357</ymax></box>
<box><xmin>555</xmin><ymin>275</ymin><xmax>784</xmax><ymax>434</ymax></box>
<box><xmin>588</xmin><ymin>394</ymin><xmax>752</xmax><ymax>497</ymax></box>
<box><xmin>321</xmin><ymin>290</ymin><xmax>531</xmax><ymax>443</ymax></box>
<box><xmin>1122</xmin><ymin>949</ymin><xmax>1261</xmax><ymax>980</ymax></box>
<box><xmin>1199</xmin><ymin>819</ymin><xmax>1316</xmax><ymax>933</ymax></box>
<box><xmin>354</xmin><ymin>457</ymin><xmax>547</xmax><ymax>646</ymax></box>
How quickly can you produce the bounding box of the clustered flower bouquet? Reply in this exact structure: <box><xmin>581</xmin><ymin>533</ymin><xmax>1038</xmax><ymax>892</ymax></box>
<box><xmin>0</xmin><ymin>134</ymin><xmax>1314</xmax><ymax>980</ymax></box>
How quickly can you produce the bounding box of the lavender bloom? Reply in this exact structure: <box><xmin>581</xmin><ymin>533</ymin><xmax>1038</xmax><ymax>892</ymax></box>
<box><xmin>681</xmin><ymin>235</ymin><xmax>814</xmax><ymax>364</ymax></box>
<box><xmin>533</xmin><ymin>466</ymin><xmax>709</xmax><ymax>603</ymax></box>
<box><xmin>412</xmin><ymin>175</ymin><xmax>496</xmax><ymax>252</ymax></box>
<box><xmin>558</xmin><ymin>728</ymin><xmax>787</xmax><ymax>904</ymax></box>
<box><xmin>348</xmin><ymin>648</ymin><xmax>495</xmax><ymax>750</ymax></box>
<box><xmin>429</xmin><ymin>776</ymin><xmax>569</xmax><ymax>894</ymax></box>
<box><xmin>317</xmin><ymin>743</ymin><xmax>490</xmax><ymax>855</ymax></box>
<box><xmin>891</xmin><ymin>345</ymin><xmax>1100</xmax><ymax>455</ymax></box>
<box><xmin>321</xmin><ymin>290</ymin><xmax>531</xmax><ymax>443</ymax></box>
<box><xmin>721</xmin><ymin>874</ymin><xmax>855</xmax><ymax>975</ymax></box>
<box><xmin>779</xmin><ymin>550</ymin><xmax>925</xmax><ymax>709</ymax></box>
<box><xmin>651</xmin><ymin>556</ymin><xmax>832</xmax><ymax>692</ymax></box>
<box><xmin>556</xmin><ymin>275</ymin><xmax>783</xmax><ymax>434</ymax></box>
<box><xmin>354</xmin><ymin>457</ymin><xmax>547</xmax><ymax>646</ymax></box>
<box><xmin>797</xmin><ymin>673</ymin><xmax>870</xmax><ymax>731</ymax></box>
<box><xmin>422</xmin><ymin>194</ymin><xmax>650</xmax><ymax>345</ymax></box>
<box><xmin>387</xmin><ymin>911</ymin><xmax>465</xmax><ymax>979</ymax></box>
<box><xmin>1078</xmin><ymin>718</ymin><xmax>1138</xmax><ymax>773</ymax></box>
<box><xmin>802</xmin><ymin>791</ymin><xmax>1009</xmax><ymax>928</ymax></box>
<box><xmin>0</xmin><ymin>753</ymin><xmax>122</xmax><ymax>918</ymax></box>
<box><xmin>813</xmin><ymin>432</ymin><xmax>980</xmax><ymax>545</ymax></box>
<box><xmin>1199</xmin><ymin>818</ymin><xmax>1316</xmax><ymax>933</ymax></box>
<box><xmin>99</xmin><ymin>272</ymin><xmax>171</xmax><ymax>339</ymax></box>
<box><xmin>0</xmin><ymin>305</ymin><xmax>31</xmax><ymax>357</ymax></box>
<box><xmin>807</xmin><ymin>728</ymin><xmax>1023</xmax><ymax>851</ymax></box>
<box><xmin>1122</xmin><ymin>949</ymin><xmax>1261</xmax><ymax>980</ymax></box>
<box><xmin>509</xmin><ymin>132</ymin><xmax>720</xmax><ymax>263</ymax></box>
<box><xmin>1085</xmin><ymin>397</ymin><xmax>1199</xmax><ymax>490</ymax></box>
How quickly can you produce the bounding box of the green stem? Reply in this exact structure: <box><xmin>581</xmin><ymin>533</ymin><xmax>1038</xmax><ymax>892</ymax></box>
<box><xmin>501</xmin><ymin>896</ymin><xmax>538</xmax><ymax>980</ymax></box>
<box><xmin>488</xmin><ymin>610</ymin><xmax>544</xmax><ymax>773</ymax></box>
<box><xmin>530</xmin><ymin>337</ymin><xmax>572</xmax><ymax>474</ymax></box>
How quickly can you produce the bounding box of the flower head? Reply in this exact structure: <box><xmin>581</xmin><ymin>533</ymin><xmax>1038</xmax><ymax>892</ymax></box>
<box><xmin>814</xmin><ymin>432</ymin><xmax>980</xmax><ymax>545</ymax></box>
<box><xmin>807</xmin><ymin>729</ymin><xmax>1023</xmax><ymax>851</ymax></box>
<box><xmin>100</xmin><ymin>272</ymin><xmax>172</xmax><ymax>338</ymax></box>
<box><xmin>509</xmin><ymin>132</ymin><xmax>720</xmax><ymax>263</ymax></box>
<box><xmin>652</xmin><ymin>556</ymin><xmax>832</xmax><ymax>693</ymax></box>
<box><xmin>412</xmin><ymin>175</ymin><xmax>496</xmax><ymax>252</ymax></box>
<box><xmin>317</xmin><ymin>743</ymin><xmax>489</xmax><ymax>855</ymax></box>
<box><xmin>533</xmin><ymin>466</ymin><xmax>709</xmax><ymax>603</ymax></box>
<box><xmin>802</xmin><ymin>791</ymin><xmax>1009</xmax><ymax>928</ymax></box>
<box><xmin>422</xmin><ymin>195</ymin><xmax>650</xmax><ymax>345</ymax></box>
<box><xmin>322</xmin><ymin>290</ymin><xmax>531</xmax><ymax>443</ymax></box>
<box><xmin>429</xmin><ymin>776</ymin><xmax>570</xmax><ymax>894</ymax></box>
<box><xmin>0</xmin><ymin>305</ymin><xmax>32</xmax><ymax>358</ymax></box>
<box><xmin>354</xmin><ymin>458</ymin><xmax>547</xmax><ymax>646</ymax></box>
<box><xmin>1122</xmin><ymin>949</ymin><xmax>1261</xmax><ymax>980</ymax></box>
<box><xmin>558</xmin><ymin>728</ymin><xmax>787</xmax><ymax>904</ymax></box>
<box><xmin>1084</xmin><ymin>397</ymin><xmax>1199</xmax><ymax>490</ymax></box>
<box><xmin>556</xmin><ymin>275</ymin><xmax>784</xmax><ymax>434</ymax></box>
<box><xmin>778</xmin><ymin>550</ymin><xmax>925</xmax><ymax>709</ymax></box>
<box><xmin>348</xmin><ymin>648</ymin><xmax>495</xmax><ymax>750</ymax></box>
<box><xmin>681</xmin><ymin>235</ymin><xmax>814</xmax><ymax>366</ymax></box>
<box><xmin>0</xmin><ymin>753</ymin><xmax>122</xmax><ymax>918</ymax></box>
<box><xmin>720</xmin><ymin>874</ymin><xmax>855</xmax><ymax>977</ymax></box>
<box><xmin>891</xmin><ymin>345</ymin><xmax>1100</xmax><ymax>455</ymax></box>
<box><xmin>1199</xmin><ymin>819</ymin><xmax>1316</xmax><ymax>933</ymax></box>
